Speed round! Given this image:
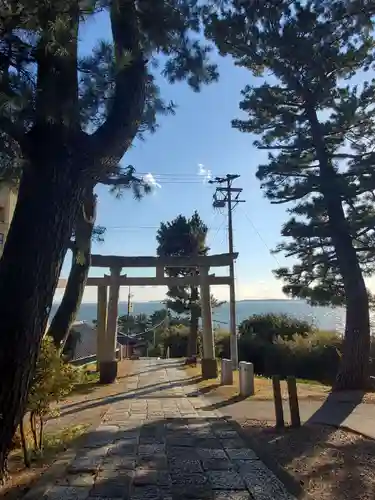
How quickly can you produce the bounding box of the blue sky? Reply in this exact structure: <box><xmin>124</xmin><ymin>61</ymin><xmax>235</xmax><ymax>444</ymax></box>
<box><xmin>54</xmin><ymin>10</ymin><xmax>294</xmax><ymax>303</ymax></box>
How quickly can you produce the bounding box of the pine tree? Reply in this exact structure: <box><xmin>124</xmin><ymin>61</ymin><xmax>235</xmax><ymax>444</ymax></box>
<box><xmin>205</xmin><ymin>0</ymin><xmax>375</xmax><ymax>389</ymax></box>
<box><xmin>6</xmin><ymin>79</ymin><xmax>172</xmax><ymax>350</ymax></box>
<box><xmin>0</xmin><ymin>0</ymin><xmax>218</xmax><ymax>477</ymax></box>
<box><xmin>156</xmin><ymin>211</ymin><xmax>209</xmax><ymax>357</ymax></box>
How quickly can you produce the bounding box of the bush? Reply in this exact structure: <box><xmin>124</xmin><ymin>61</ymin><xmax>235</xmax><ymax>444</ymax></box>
<box><xmin>17</xmin><ymin>338</ymin><xmax>81</xmax><ymax>466</ymax></box>
<box><xmin>265</xmin><ymin>331</ymin><xmax>341</xmax><ymax>382</ymax></box>
<box><xmin>238</xmin><ymin>313</ymin><xmax>314</xmax><ymax>343</ymax></box>
<box><xmin>162</xmin><ymin>325</ymin><xmax>190</xmax><ymax>358</ymax></box>
<box><xmin>148</xmin><ymin>344</ymin><xmax>162</xmax><ymax>357</ymax></box>
<box><xmin>215</xmin><ymin>328</ymin><xmax>230</xmax><ymax>359</ymax></box>
<box><xmin>237</xmin><ymin>329</ymin><xmax>341</xmax><ymax>383</ymax></box>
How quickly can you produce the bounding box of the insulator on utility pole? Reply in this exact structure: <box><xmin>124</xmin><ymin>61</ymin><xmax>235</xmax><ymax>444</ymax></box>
<box><xmin>208</xmin><ymin>174</ymin><xmax>245</xmax><ymax>368</ymax></box>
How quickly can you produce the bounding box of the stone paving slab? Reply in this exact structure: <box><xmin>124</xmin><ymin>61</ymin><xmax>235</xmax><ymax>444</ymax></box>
<box><xmin>38</xmin><ymin>359</ymin><xmax>296</xmax><ymax>500</ymax></box>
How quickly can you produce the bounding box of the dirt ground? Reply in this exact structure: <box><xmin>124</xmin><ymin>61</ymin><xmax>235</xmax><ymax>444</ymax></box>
<box><xmin>239</xmin><ymin>419</ymin><xmax>375</xmax><ymax>500</ymax></box>
<box><xmin>0</xmin><ymin>360</ymin><xmax>134</xmax><ymax>499</ymax></box>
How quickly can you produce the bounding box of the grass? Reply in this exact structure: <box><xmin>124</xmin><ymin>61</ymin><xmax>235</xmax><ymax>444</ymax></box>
<box><xmin>1</xmin><ymin>360</ymin><xmax>135</xmax><ymax>499</ymax></box>
<box><xmin>185</xmin><ymin>362</ymin><xmax>375</xmax><ymax>403</ymax></box>
<box><xmin>185</xmin><ymin>363</ymin><xmax>332</xmax><ymax>401</ymax></box>
<box><xmin>1</xmin><ymin>424</ymin><xmax>88</xmax><ymax>499</ymax></box>
<box><xmin>70</xmin><ymin>364</ymin><xmax>100</xmax><ymax>396</ymax></box>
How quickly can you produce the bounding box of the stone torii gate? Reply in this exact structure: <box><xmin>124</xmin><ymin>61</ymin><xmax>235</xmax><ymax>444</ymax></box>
<box><xmin>58</xmin><ymin>252</ymin><xmax>238</xmax><ymax>383</ymax></box>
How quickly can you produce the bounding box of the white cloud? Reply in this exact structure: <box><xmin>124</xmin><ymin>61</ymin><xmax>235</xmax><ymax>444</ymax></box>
<box><xmin>142</xmin><ymin>172</ymin><xmax>162</xmax><ymax>190</ymax></box>
<box><xmin>198</xmin><ymin>163</ymin><xmax>212</xmax><ymax>183</ymax></box>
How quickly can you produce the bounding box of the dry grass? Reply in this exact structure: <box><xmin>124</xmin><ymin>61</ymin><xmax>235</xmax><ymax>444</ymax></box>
<box><xmin>185</xmin><ymin>364</ymin><xmax>332</xmax><ymax>401</ymax></box>
<box><xmin>185</xmin><ymin>364</ymin><xmax>375</xmax><ymax>403</ymax></box>
<box><xmin>239</xmin><ymin>420</ymin><xmax>375</xmax><ymax>500</ymax></box>
<box><xmin>0</xmin><ymin>360</ymin><xmax>135</xmax><ymax>499</ymax></box>
<box><xmin>0</xmin><ymin>424</ymin><xmax>88</xmax><ymax>499</ymax></box>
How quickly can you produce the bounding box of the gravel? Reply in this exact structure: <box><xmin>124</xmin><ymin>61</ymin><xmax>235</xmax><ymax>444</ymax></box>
<box><xmin>239</xmin><ymin>419</ymin><xmax>375</xmax><ymax>500</ymax></box>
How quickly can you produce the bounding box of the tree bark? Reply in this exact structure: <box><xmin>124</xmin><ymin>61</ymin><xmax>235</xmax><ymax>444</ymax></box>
<box><xmin>47</xmin><ymin>189</ymin><xmax>96</xmax><ymax>349</ymax></box>
<box><xmin>188</xmin><ymin>286</ymin><xmax>199</xmax><ymax>357</ymax></box>
<box><xmin>307</xmin><ymin>106</ymin><xmax>370</xmax><ymax>390</ymax></box>
<box><xmin>0</xmin><ymin>0</ymin><xmax>146</xmax><ymax>479</ymax></box>
<box><xmin>0</xmin><ymin>152</ymin><xmax>87</xmax><ymax>478</ymax></box>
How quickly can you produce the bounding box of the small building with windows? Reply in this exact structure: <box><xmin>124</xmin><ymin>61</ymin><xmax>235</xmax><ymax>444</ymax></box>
<box><xmin>0</xmin><ymin>184</ymin><xmax>17</xmax><ymax>257</ymax></box>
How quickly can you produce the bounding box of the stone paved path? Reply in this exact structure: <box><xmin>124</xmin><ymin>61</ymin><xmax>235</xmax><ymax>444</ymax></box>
<box><xmin>40</xmin><ymin>359</ymin><xmax>296</xmax><ymax>500</ymax></box>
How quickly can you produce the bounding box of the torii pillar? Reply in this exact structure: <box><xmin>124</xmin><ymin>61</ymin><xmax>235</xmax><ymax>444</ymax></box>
<box><xmin>98</xmin><ymin>267</ymin><xmax>121</xmax><ymax>383</ymax></box>
<box><xmin>200</xmin><ymin>266</ymin><xmax>218</xmax><ymax>379</ymax></box>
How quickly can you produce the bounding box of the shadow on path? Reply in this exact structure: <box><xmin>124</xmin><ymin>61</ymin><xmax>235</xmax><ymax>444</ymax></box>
<box><xmin>52</xmin><ymin>376</ymin><xmax>202</xmax><ymax>419</ymax></box>
<box><xmin>21</xmin><ymin>417</ymin><xmax>303</xmax><ymax>500</ymax></box>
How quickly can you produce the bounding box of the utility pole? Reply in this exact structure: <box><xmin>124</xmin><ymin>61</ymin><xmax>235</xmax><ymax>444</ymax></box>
<box><xmin>209</xmin><ymin>174</ymin><xmax>245</xmax><ymax>367</ymax></box>
<box><xmin>127</xmin><ymin>286</ymin><xmax>133</xmax><ymax>335</ymax></box>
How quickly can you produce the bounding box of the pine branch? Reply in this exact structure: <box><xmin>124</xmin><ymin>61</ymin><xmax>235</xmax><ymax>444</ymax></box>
<box><xmin>91</xmin><ymin>0</ymin><xmax>147</xmax><ymax>172</ymax></box>
<box><xmin>0</xmin><ymin>117</ymin><xmax>25</xmax><ymax>147</ymax></box>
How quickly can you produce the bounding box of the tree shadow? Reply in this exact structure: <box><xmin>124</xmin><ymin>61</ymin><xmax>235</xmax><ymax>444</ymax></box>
<box><xmin>2</xmin><ymin>416</ymin><xmax>305</xmax><ymax>500</ymax></box>
<box><xmin>117</xmin><ymin>360</ymin><xmax>184</xmax><ymax>379</ymax></box>
<box><xmin>51</xmin><ymin>376</ymin><xmax>202</xmax><ymax>419</ymax></box>
<box><xmin>230</xmin><ymin>418</ymin><xmax>375</xmax><ymax>499</ymax></box>
<box><xmin>197</xmin><ymin>387</ymin><xmax>368</xmax><ymax>488</ymax></box>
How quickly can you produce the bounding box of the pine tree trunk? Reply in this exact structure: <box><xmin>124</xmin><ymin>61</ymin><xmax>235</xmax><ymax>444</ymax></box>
<box><xmin>48</xmin><ymin>190</ymin><xmax>96</xmax><ymax>349</ymax></box>
<box><xmin>0</xmin><ymin>156</ymin><xmax>86</xmax><ymax>479</ymax></box>
<box><xmin>188</xmin><ymin>286</ymin><xmax>199</xmax><ymax>357</ymax></box>
<box><xmin>308</xmin><ymin>107</ymin><xmax>370</xmax><ymax>390</ymax></box>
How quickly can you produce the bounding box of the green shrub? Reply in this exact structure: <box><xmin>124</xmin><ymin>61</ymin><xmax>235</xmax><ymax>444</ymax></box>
<box><xmin>265</xmin><ymin>331</ymin><xmax>341</xmax><ymax>382</ymax></box>
<box><xmin>238</xmin><ymin>313</ymin><xmax>314</xmax><ymax>343</ymax></box>
<box><xmin>162</xmin><ymin>325</ymin><xmax>190</xmax><ymax>358</ymax></box>
<box><xmin>18</xmin><ymin>338</ymin><xmax>81</xmax><ymax>466</ymax></box>
<box><xmin>214</xmin><ymin>328</ymin><xmax>231</xmax><ymax>358</ymax></box>
<box><xmin>237</xmin><ymin>329</ymin><xmax>341</xmax><ymax>383</ymax></box>
<box><xmin>148</xmin><ymin>345</ymin><xmax>162</xmax><ymax>357</ymax></box>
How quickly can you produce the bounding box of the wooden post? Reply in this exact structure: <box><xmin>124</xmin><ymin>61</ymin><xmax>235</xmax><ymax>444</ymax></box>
<box><xmin>272</xmin><ymin>375</ymin><xmax>284</xmax><ymax>428</ymax></box>
<box><xmin>287</xmin><ymin>376</ymin><xmax>301</xmax><ymax>428</ymax></box>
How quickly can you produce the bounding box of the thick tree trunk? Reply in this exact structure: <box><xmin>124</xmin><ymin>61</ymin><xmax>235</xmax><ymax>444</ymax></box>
<box><xmin>308</xmin><ymin>107</ymin><xmax>370</xmax><ymax>390</ymax></box>
<box><xmin>0</xmin><ymin>155</ymin><xmax>86</xmax><ymax>479</ymax></box>
<box><xmin>47</xmin><ymin>190</ymin><xmax>96</xmax><ymax>349</ymax></box>
<box><xmin>188</xmin><ymin>286</ymin><xmax>199</xmax><ymax>357</ymax></box>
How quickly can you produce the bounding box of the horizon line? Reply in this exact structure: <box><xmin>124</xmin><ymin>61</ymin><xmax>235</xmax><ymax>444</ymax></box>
<box><xmin>52</xmin><ymin>297</ymin><xmax>293</xmax><ymax>305</ymax></box>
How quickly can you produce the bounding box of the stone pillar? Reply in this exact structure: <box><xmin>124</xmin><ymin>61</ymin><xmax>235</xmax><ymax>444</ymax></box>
<box><xmin>200</xmin><ymin>266</ymin><xmax>217</xmax><ymax>379</ymax></box>
<box><xmin>96</xmin><ymin>285</ymin><xmax>108</xmax><ymax>372</ymax></box>
<box><xmin>221</xmin><ymin>358</ymin><xmax>233</xmax><ymax>385</ymax></box>
<box><xmin>239</xmin><ymin>361</ymin><xmax>255</xmax><ymax>397</ymax></box>
<box><xmin>99</xmin><ymin>267</ymin><xmax>121</xmax><ymax>384</ymax></box>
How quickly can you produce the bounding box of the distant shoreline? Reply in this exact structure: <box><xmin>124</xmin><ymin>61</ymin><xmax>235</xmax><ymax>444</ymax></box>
<box><xmin>50</xmin><ymin>298</ymin><xmax>346</xmax><ymax>333</ymax></box>
<box><xmin>52</xmin><ymin>298</ymin><xmax>299</xmax><ymax>305</ymax></box>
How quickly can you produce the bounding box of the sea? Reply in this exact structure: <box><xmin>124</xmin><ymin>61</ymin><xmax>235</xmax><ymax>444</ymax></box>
<box><xmin>50</xmin><ymin>299</ymin><xmax>347</xmax><ymax>333</ymax></box>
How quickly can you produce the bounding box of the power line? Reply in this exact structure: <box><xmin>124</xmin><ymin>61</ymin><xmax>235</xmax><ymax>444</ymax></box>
<box><xmin>239</xmin><ymin>205</ymin><xmax>281</xmax><ymax>267</ymax></box>
<box><xmin>208</xmin><ymin>174</ymin><xmax>246</xmax><ymax>367</ymax></box>
<box><xmin>102</xmin><ymin>225</ymin><xmax>229</xmax><ymax>232</ymax></box>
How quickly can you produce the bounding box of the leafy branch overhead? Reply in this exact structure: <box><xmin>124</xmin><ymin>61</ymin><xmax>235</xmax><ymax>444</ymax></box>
<box><xmin>1</xmin><ymin>0</ymin><xmax>218</xmax><ymax>152</ymax></box>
